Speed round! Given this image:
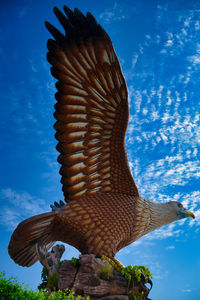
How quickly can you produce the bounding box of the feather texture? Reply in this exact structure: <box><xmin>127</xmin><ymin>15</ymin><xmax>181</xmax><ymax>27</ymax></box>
<box><xmin>8</xmin><ymin>212</ymin><xmax>55</xmax><ymax>266</ymax></box>
<box><xmin>46</xmin><ymin>6</ymin><xmax>139</xmax><ymax>201</ymax></box>
<box><xmin>8</xmin><ymin>7</ymin><xmax>191</xmax><ymax>268</ymax></box>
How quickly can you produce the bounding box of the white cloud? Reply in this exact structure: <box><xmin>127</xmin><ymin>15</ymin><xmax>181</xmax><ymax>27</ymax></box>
<box><xmin>117</xmin><ymin>237</ymin><xmax>168</xmax><ymax>280</ymax></box>
<box><xmin>132</xmin><ymin>53</ymin><xmax>138</xmax><ymax>69</ymax></box>
<box><xmin>166</xmin><ymin>245</ymin><xmax>175</xmax><ymax>250</ymax></box>
<box><xmin>0</xmin><ymin>188</ymin><xmax>49</xmax><ymax>230</ymax></box>
<box><xmin>126</xmin><ymin>53</ymin><xmax>200</xmax><ymax>239</ymax></box>
<box><xmin>99</xmin><ymin>2</ymin><xmax>127</xmax><ymax>24</ymax></box>
<box><xmin>145</xmin><ymin>224</ymin><xmax>183</xmax><ymax>241</ymax></box>
<box><xmin>188</xmin><ymin>43</ymin><xmax>200</xmax><ymax>66</ymax></box>
<box><xmin>181</xmin><ymin>289</ymin><xmax>192</xmax><ymax>293</ymax></box>
<box><xmin>195</xmin><ymin>20</ymin><xmax>200</xmax><ymax>30</ymax></box>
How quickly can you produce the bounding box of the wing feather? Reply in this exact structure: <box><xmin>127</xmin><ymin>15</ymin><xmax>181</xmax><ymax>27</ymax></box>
<box><xmin>46</xmin><ymin>7</ymin><xmax>139</xmax><ymax>201</ymax></box>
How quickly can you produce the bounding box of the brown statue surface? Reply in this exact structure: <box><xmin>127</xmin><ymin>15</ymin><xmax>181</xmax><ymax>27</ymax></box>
<box><xmin>8</xmin><ymin>6</ymin><xmax>194</xmax><ymax>267</ymax></box>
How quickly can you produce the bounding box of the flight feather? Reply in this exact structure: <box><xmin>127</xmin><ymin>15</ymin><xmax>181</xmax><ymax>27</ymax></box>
<box><xmin>46</xmin><ymin>6</ymin><xmax>139</xmax><ymax>201</ymax></box>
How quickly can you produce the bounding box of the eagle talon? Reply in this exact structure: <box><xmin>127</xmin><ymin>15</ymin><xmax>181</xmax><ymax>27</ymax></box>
<box><xmin>36</xmin><ymin>242</ymin><xmax>65</xmax><ymax>275</ymax></box>
<box><xmin>145</xmin><ymin>277</ymin><xmax>153</xmax><ymax>290</ymax></box>
<box><xmin>139</xmin><ymin>272</ymin><xmax>153</xmax><ymax>290</ymax></box>
<box><xmin>101</xmin><ymin>255</ymin><xmax>124</xmax><ymax>272</ymax></box>
<box><xmin>35</xmin><ymin>241</ymin><xmax>49</xmax><ymax>270</ymax></box>
<box><xmin>50</xmin><ymin>200</ymin><xmax>65</xmax><ymax>211</ymax></box>
<box><xmin>140</xmin><ymin>273</ymin><xmax>146</xmax><ymax>284</ymax></box>
<box><xmin>95</xmin><ymin>254</ymin><xmax>102</xmax><ymax>259</ymax></box>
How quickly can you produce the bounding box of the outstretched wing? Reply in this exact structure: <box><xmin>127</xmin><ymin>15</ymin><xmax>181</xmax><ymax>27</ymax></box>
<box><xmin>46</xmin><ymin>6</ymin><xmax>139</xmax><ymax>201</ymax></box>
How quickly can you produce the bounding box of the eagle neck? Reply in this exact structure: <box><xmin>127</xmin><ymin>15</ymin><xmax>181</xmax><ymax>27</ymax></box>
<box><xmin>135</xmin><ymin>198</ymin><xmax>177</xmax><ymax>238</ymax></box>
<box><xmin>146</xmin><ymin>199</ymin><xmax>177</xmax><ymax>234</ymax></box>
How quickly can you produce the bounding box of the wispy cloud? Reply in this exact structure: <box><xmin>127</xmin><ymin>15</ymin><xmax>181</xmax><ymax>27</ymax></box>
<box><xmin>117</xmin><ymin>237</ymin><xmax>168</xmax><ymax>280</ymax></box>
<box><xmin>0</xmin><ymin>188</ymin><xmax>48</xmax><ymax>231</ymax></box>
<box><xmin>124</xmin><ymin>1</ymin><xmax>200</xmax><ymax>243</ymax></box>
<box><xmin>18</xmin><ymin>8</ymin><xmax>28</xmax><ymax>18</ymax></box>
<box><xmin>1</xmin><ymin>50</ymin><xmax>55</xmax><ymax>146</ymax></box>
<box><xmin>99</xmin><ymin>2</ymin><xmax>133</xmax><ymax>24</ymax></box>
<box><xmin>144</xmin><ymin>224</ymin><xmax>184</xmax><ymax>241</ymax></box>
<box><xmin>166</xmin><ymin>245</ymin><xmax>175</xmax><ymax>250</ymax></box>
<box><xmin>17</xmin><ymin>0</ymin><xmax>32</xmax><ymax>18</ymax></box>
<box><xmin>181</xmin><ymin>288</ymin><xmax>192</xmax><ymax>293</ymax></box>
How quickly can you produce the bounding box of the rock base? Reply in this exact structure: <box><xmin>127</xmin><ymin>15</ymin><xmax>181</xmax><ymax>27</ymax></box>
<box><xmin>57</xmin><ymin>254</ymin><xmax>151</xmax><ymax>300</ymax></box>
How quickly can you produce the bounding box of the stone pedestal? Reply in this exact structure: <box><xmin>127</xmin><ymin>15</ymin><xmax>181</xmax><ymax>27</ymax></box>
<box><xmin>57</xmin><ymin>255</ymin><xmax>151</xmax><ymax>300</ymax></box>
<box><xmin>36</xmin><ymin>243</ymin><xmax>152</xmax><ymax>299</ymax></box>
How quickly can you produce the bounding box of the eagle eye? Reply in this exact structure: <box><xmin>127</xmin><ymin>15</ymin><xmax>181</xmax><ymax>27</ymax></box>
<box><xmin>177</xmin><ymin>203</ymin><xmax>183</xmax><ymax>208</ymax></box>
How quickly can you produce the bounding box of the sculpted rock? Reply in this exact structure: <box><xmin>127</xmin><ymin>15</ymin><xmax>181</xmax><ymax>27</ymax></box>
<box><xmin>36</xmin><ymin>242</ymin><xmax>65</xmax><ymax>275</ymax></box>
<box><xmin>58</xmin><ymin>260</ymin><xmax>78</xmax><ymax>290</ymax></box>
<box><xmin>37</xmin><ymin>243</ymin><xmax>151</xmax><ymax>299</ymax></box>
<box><xmin>57</xmin><ymin>255</ymin><xmax>151</xmax><ymax>300</ymax></box>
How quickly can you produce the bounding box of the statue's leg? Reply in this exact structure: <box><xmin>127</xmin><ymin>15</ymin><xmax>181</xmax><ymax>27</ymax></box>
<box><xmin>100</xmin><ymin>254</ymin><xmax>153</xmax><ymax>292</ymax></box>
<box><xmin>36</xmin><ymin>241</ymin><xmax>50</xmax><ymax>271</ymax></box>
<box><xmin>36</xmin><ymin>241</ymin><xmax>65</xmax><ymax>275</ymax></box>
<box><xmin>100</xmin><ymin>255</ymin><xmax>124</xmax><ymax>272</ymax></box>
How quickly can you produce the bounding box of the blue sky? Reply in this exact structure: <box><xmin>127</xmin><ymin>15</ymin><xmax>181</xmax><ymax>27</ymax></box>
<box><xmin>0</xmin><ymin>0</ymin><xmax>200</xmax><ymax>299</ymax></box>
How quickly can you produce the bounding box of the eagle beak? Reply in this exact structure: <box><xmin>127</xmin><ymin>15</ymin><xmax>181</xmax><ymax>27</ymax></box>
<box><xmin>185</xmin><ymin>210</ymin><xmax>195</xmax><ymax>219</ymax></box>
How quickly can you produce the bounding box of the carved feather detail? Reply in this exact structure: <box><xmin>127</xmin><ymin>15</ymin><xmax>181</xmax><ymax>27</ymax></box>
<box><xmin>46</xmin><ymin>7</ymin><xmax>139</xmax><ymax>201</ymax></box>
<box><xmin>8</xmin><ymin>6</ymin><xmax>193</xmax><ymax>269</ymax></box>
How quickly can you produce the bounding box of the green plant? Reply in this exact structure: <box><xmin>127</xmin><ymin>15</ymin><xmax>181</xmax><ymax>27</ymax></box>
<box><xmin>0</xmin><ymin>270</ymin><xmax>45</xmax><ymax>299</ymax></box>
<box><xmin>57</xmin><ymin>260</ymin><xmax>63</xmax><ymax>267</ymax></box>
<box><xmin>131</xmin><ymin>292</ymin><xmax>139</xmax><ymax>300</ymax></box>
<box><xmin>97</xmin><ymin>264</ymin><xmax>113</xmax><ymax>280</ymax></box>
<box><xmin>121</xmin><ymin>265</ymin><xmax>152</xmax><ymax>283</ymax></box>
<box><xmin>71</xmin><ymin>257</ymin><xmax>79</xmax><ymax>267</ymax></box>
<box><xmin>101</xmin><ymin>255</ymin><xmax>124</xmax><ymax>272</ymax></box>
<box><xmin>0</xmin><ymin>271</ymin><xmax>89</xmax><ymax>299</ymax></box>
<box><xmin>38</xmin><ymin>267</ymin><xmax>48</xmax><ymax>290</ymax></box>
<box><xmin>47</xmin><ymin>272</ymin><xmax>59</xmax><ymax>291</ymax></box>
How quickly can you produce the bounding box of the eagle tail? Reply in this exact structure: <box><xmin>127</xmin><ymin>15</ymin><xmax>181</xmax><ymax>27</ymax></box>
<box><xmin>8</xmin><ymin>212</ymin><xmax>55</xmax><ymax>267</ymax></box>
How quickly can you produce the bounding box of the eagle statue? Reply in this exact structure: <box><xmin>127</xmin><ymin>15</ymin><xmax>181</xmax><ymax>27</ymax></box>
<box><xmin>8</xmin><ymin>6</ymin><xmax>195</xmax><ymax>267</ymax></box>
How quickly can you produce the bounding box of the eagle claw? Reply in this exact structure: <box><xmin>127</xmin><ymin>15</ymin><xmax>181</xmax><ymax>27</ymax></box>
<box><xmin>36</xmin><ymin>241</ymin><xmax>65</xmax><ymax>275</ymax></box>
<box><xmin>50</xmin><ymin>200</ymin><xmax>65</xmax><ymax>211</ymax></box>
<box><xmin>145</xmin><ymin>276</ymin><xmax>153</xmax><ymax>291</ymax></box>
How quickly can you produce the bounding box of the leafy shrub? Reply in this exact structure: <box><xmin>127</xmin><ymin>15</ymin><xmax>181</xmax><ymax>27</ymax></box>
<box><xmin>38</xmin><ymin>257</ymin><xmax>79</xmax><ymax>292</ymax></box>
<box><xmin>47</xmin><ymin>272</ymin><xmax>59</xmax><ymax>290</ymax></box>
<box><xmin>130</xmin><ymin>292</ymin><xmax>139</xmax><ymax>300</ymax></box>
<box><xmin>71</xmin><ymin>257</ymin><xmax>79</xmax><ymax>267</ymax></box>
<box><xmin>0</xmin><ymin>271</ymin><xmax>89</xmax><ymax>299</ymax></box>
<box><xmin>57</xmin><ymin>260</ymin><xmax>63</xmax><ymax>267</ymax></box>
<box><xmin>38</xmin><ymin>267</ymin><xmax>48</xmax><ymax>290</ymax></box>
<box><xmin>121</xmin><ymin>265</ymin><xmax>152</xmax><ymax>282</ymax></box>
<box><xmin>98</xmin><ymin>264</ymin><xmax>113</xmax><ymax>280</ymax></box>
